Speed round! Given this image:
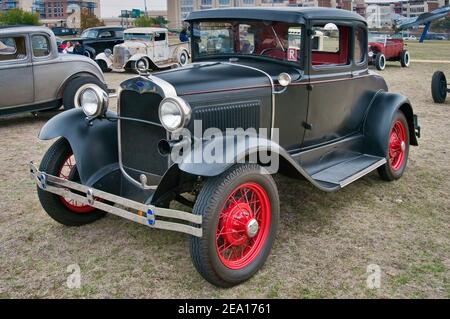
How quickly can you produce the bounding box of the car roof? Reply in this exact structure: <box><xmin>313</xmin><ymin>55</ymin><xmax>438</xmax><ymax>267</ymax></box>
<box><xmin>84</xmin><ymin>26</ymin><xmax>124</xmax><ymax>30</ymax></box>
<box><xmin>0</xmin><ymin>25</ymin><xmax>54</xmax><ymax>35</ymax></box>
<box><xmin>186</xmin><ymin>7</ymin><xmax>366</xmax><ymax>24</ymax></box>
<box><xmin>125</xmin><ymin>27</ymin><xmax>167</xmax><ymax>34</ymax></box>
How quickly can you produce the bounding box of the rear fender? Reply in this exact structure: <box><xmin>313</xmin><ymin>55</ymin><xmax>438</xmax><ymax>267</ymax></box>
<box><xmin>38</xmin><ymin>108</ymin><xmax>118</xmax><ymax>186</ymax></box>
<box><xmin>363</xmin><ymin>91</ymin><xmax>418</xmax><ymax>158</ymax></box>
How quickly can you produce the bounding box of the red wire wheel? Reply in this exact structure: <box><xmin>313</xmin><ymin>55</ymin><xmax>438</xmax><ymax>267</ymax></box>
<box><xmin>58</xmin><ymin>154</ymin><xmax>95</xmax><ymax>214</ymax></box>
<box><xmin>215</xmin><ymin>182</ymin><xmax>271</xmax><ymax>270</ymax></box>
<box><xmin>388</xmin><ymin>120</ymin><xmax>407</xmax><ymax>171</ymax></box>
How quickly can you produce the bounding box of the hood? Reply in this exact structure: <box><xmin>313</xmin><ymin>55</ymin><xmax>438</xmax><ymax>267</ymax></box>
<box><xmin>154</xmin><ymin>62</ymin><xmax>274</xmax><ymax>96</ymax></box>
<box><xmin>116</xmin><ymin>41</ymin><xmax>148</xmax><ymax>55</ymax></box>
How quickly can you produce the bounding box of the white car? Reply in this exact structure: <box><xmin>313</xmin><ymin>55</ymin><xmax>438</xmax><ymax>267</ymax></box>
<box><xmin>95</xmin><ymin>27</ymin><xmax>190</xmax><ymax>73</ymax></box>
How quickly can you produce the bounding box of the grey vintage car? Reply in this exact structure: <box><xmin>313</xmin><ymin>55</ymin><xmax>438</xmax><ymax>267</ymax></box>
<box><xmin>0</xmin><ymin>26</ymin><xmax>107</xmax><ymax>116</ymax></box>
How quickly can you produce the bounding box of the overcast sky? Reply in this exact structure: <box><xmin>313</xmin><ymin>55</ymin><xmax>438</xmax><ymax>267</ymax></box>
<box><xmin>100</xmin><ymin>0</ymin><xmax>167</xmax><ymax>18</ymax></box>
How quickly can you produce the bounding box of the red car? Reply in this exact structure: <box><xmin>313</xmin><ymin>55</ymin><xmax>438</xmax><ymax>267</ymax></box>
<box><xmin>368</xmin><ymin>33</ymin><xmax>410</xmax><ymax>70</ymax></box>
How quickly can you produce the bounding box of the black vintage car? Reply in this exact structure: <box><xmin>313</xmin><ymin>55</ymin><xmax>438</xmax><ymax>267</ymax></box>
<box><xmin>63</xmin><ymin>26</ymin><xmax>124</xmax><ymax>59</ymax></box>
<box><xmin>30</xmin><ymin>8</ymin><xmax>420</xmax><ymax>287</ymax></box>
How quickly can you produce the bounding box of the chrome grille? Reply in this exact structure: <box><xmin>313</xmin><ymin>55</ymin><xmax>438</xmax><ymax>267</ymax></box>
<box><xmin>113</xmin><ymin>46</ymin><xmax>129</xmax><ymax>68</ymax></box>
<box><xmin>118</xmin><ymin>90</ymin><xmax>168</xmax><ymax>185</ymax></box>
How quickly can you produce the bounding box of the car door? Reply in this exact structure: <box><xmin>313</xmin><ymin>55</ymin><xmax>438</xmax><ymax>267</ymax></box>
<box><xmin>31</xmin><ymin>33</ymin><xmax>59</xmax><ymax>104</ymax></box>
<box><xmin>0</xmin><ymin>34</ymin><xmax>34</xmax><ymax>109</ymax></box>
<box><xmin>153</xmin><ymin>32</ymin><xmax>169</xmax><ymax>62</ymax></box>
<box><xmin>95</xmin><ymin>30</ymin><xmax>114</xmax><ymax>53</ymax></box>
<box><xmin>302</xmin><ymin>21</ymin><xmax>355</xmax><ymax>147</ymax></box>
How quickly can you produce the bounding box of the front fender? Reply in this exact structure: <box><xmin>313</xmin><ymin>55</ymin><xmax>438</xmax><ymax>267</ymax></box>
<box><xmin>363</xmin><ymin>91</ymin><xmax>418</xmax><ymax>158</ymax></box>
<box><xmin>39</xmin><ymin>108</ymin><xmax>118</xmax><ymax>186</ymax></box>
<box><xmin>95</xmin><ymin>53</ymin><xmax>113</xmax><ymax>68</ymax></box>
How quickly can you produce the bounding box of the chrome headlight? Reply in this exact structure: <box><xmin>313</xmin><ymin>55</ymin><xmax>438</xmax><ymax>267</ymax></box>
<box><xmin>158</xmin><ymin>96</ymin><xmax>191</xmax><ymax>132</ymax></box>
<box><xmin>76</xmin><ymin>84</ymin><xmax>109</xmax><ymax>118</ymax></box>
<box><xmin>104</xmin><ymin>48</ymin><xmax>112</xmax><ymax>57</ymax></box>
<box><xmin>368</xmin><ymin>50</ymin><xmax>374</xmax><ymax>58</ymax></box>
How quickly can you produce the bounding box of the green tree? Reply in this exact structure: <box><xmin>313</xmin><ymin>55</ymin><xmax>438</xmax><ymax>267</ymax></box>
<box><xmin>0</xmin><ymin>8</ymin><xmax>41</xmax><ymax>26</ymax></box>
<box><xmin>80</xmin><ymin>8</ymin><xmax>105</xmax><ymax>30</ymax></box>
<box><xmin>134</xmin><ymin>15</ymin><xmax>168</xmax><ymax>28</ymax></box>
<box><xmin>431</xmin><ymin>17</ymin><xmax>450</xmax><ymax>32</ymax></box>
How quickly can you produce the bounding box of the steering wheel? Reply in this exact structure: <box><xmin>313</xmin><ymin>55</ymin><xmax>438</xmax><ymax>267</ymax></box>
<box><xmin>259</xmin><ymin>47</ymin><xmax>285</xmax><ymax>57</ymax></box>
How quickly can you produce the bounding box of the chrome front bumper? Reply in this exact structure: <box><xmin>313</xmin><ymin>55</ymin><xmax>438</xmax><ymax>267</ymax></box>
<box><xmin>29</xmin><ymin>162</ymin><xmax>202</xmax><ymax>237</ymax></box>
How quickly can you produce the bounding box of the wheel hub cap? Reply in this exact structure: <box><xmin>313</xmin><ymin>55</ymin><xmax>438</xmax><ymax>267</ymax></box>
<box><xmin>388</xmin><ymin>120</ymin><xmax>407</xmax><ymax>171</ymax></box>
<box><xmin>247</xmin><ymin>219</ymin><xmax>259</xmax><ymax>238</ymax></box>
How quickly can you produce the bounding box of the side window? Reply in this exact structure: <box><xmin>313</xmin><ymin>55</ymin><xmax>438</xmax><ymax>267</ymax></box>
<box><xmin>0</xmin><ymin>36</ymin><xmax>27</xmax><ymax>61</ymax></box>
<box><xmin>311</xmin><ymin>23</ymin><xmax>350</xmax><ymax>67</ymax></box>
<box><xmin>155</xmin><ymin>32</ymin><xmax>166</xmax><ymax>42</ymax></box>
<box><xmin>99</xmin><ymin>31</ymin><xmax>113</xmax><ymax>38</ymax></box>
<box><xmin>354</xmin><ymin>26</ymin><xmax>366</xmax><ymax>64</ymax></box>
<box><xmin>32</xmin><ymin>35</ymin><xmax>51</xmax><ymax>57</ymax></box>
<box><xmin>115</xmin><ymin>30</ymin><xmax>124</xmax><ymax>38</ymax></box>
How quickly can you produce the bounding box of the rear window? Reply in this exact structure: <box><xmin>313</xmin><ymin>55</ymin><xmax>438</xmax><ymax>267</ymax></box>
<box><xmin>0</xmin><ymin>36</ymin><xmax>27</xmax><ymax>61</ymax></box>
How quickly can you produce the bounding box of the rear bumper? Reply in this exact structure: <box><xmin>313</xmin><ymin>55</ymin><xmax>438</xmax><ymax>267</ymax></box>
<box><xmin>29</xmin><ymin>162</ymin><xmax>202</xmax><ymax>237</ymax></box>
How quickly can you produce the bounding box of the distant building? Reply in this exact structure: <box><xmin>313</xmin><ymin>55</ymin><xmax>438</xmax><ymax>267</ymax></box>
<box><xmin>32</xmin><ymin>0</ymin><xmax>100</xmax><ymax>20</ymax></box>
<box><xmin>167</xmin><ymin>0</ymin><xmax>294</xmax><ymax>29</ymax></box>
<box><xmin>0</xmin><ymin>0</ymin><xmax>33</xmax><ymax>12</ymax></box>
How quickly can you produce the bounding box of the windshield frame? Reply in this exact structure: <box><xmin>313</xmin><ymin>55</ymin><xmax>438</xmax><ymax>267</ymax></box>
<box><xmin>189</xmin><ymin>19</ymin><xmax>305</xmax><ymax>68</ymax></box>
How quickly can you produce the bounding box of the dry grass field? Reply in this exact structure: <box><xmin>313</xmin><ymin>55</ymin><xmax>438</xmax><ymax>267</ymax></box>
<box><xmin>0</xmin><ymin>43</ymin><xmax>449</xmax><ymax>299</ymax></box>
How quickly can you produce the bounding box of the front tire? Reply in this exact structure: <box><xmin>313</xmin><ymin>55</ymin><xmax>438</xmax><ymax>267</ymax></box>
<box><xmin>190</xmin><ymin>164</ymin><xmax>279</xmax><ymax>287</ymax></box>
<box><xmin>375</xmin><ymin>53</ymin><xmax>386</xmax><ymax>71</ymax></box>
<box><xmin>37</xmin><ymin>138</ymin><xmax>106</xmax><ymax>226</ymax></box>
<box><xmin>377</xmin><ymin>111</ymin><xmax>410</xmax><ymax>181</ymax></box>
<box><xmin>62</xmin><ymin>75</ymin><xmax>106</xmax><ymax>110</ymax></box>
<box><xmin>96</xmin><ymin>60</ymin><xmax>111</xmax><ymax>73</ymax></box>
<box><xmin>400</xmin><ymin>50</ymin><xmax>410</xmax><ymax>67</ymax></box>
<box><xmin>431</xmin><ymin>71</ymin><xmax>447</xmax><ymax>103</ymax></box>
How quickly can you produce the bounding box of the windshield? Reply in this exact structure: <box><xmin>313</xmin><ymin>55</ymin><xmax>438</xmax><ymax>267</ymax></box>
<box><xmin>124</xmin><ymin>33</ymin><xmax>153</xmax><ymax>41</ymax></box>
<box><xmin>368</xmin><ymin>33</ymin><xmax>387</xmax><ymax>43</ymax></box>
<box><xmin>81</xmin><ymin>29</ymin><xmax>98</xmax><ymax>39</ymax></box>
<box><xmin>192</xmin><ymin>20</ymin><xmax>303</xmax><ymax>64</ymax></box>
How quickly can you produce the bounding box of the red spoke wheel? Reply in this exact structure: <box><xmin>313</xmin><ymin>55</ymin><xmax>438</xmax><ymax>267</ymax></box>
<box><xmin>37</xmin><ymin>138</ymin><xmax>106</xmax><ymax>226</ymax></box>
<box><xmin>216</xmin><ymin>183</ymin><xmax>270</xmax><ymax>270</ymax></box>
<box><xmin>58</xmin><ymin>154</ymin><xmax>96</xmax><ymax>214</ymax></box>
<box><xmin>378</xmin><ymin>111</ymin><xmax>410</xmax><ymax>181</ymax></box>
<box><xmin>190</xmin><ymin>164</ymin><xmax>279</xmax><ymax>287</ymax></box>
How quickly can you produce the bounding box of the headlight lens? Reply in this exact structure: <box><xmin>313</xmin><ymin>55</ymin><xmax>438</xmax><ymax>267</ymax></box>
<box><xmin>81</xmin><ymin>88</ymin><xmax>100</xmax><ymax>116</ymax></box>
<box><xmin>159</xmin><ymin>97</ymin><xmax>191</xmax><ymax>132</ymax></box>
<box><xmin>76</xmin><ymin>84</ymin><xmax>109</xmax><ymax>118</ymax></box>
<box><xmin>368</xmin><ymin>51</ymin><xmax>374</xmax><ymax>58</ymax></box>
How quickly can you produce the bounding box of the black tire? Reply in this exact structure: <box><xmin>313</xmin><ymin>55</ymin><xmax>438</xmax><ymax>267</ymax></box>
<box><xmin>96</xmin><ymin>60</ymin><xmax>111</xmax><ymax>73</ymax></box>
<box><xmin>400</xmin><ymin>50</ymin><xmax>410</xmax><ymax>67</ymax></box>
<box><xmin>84</xmin><ymin>48</ymin><xmax>95</xmax><ymax>59</ymax></box>
<box><xmin>62</xmin><ymin>75</ymin><xmax>106</xmax><ymax>110</ymax></box>
<box><xmin>375</xmin><ymin>53</ymin><xmax>386</xmax><ymax>71</ymax></box>
<box><xmin>431</xmin><ymin>71</ymin><xmax>447</xmax><ymax>103</ymax></box>
<box><xmin>37</xmin><ymin>138</ymin><xmax>107</xmax><ymax>226</ymax></box>
<box><xmin>378</xmin><ymin>111</ymin><xmax>410</xmax><ymax>181</ymax></box>
<box><xmin>189</xmin><ymin>164</ymin><xmax>279</xmax><ymax>287</ymax></box>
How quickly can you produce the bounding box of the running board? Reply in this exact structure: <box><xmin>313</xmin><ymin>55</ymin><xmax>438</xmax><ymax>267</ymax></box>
<box><xmin>311</xmin><ymin>154</ymin><xmax>386</xmax><ymax>188</ymax></box>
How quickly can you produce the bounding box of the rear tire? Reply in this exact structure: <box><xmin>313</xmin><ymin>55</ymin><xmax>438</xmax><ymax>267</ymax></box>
<box><xmin>62</xmin><ymin>75</ymin><xmax>106</xmax><ymax>110</ymax></box>
<box><xmin>378</xmin><ymin>111</ymin><xmax>410</xmax><ymax>181</ymax></box>
<box><xmin>400</xmin><ymin>50</ymin><xmax>410</xmax><ymax>67</ymax></box>
<box><xmin>190</xmin><ymin>164</ymin><xmax>279</xmax><ymax>287</ymax></box>
<box><xmin>37</xmin><ymin>138</ymin><xmax>106</xmax><ymax>226</ymax></box>
<box><xmin>431</xmin><ymin>71</ymin><xmax>447</xmax><ymax>103</ymax></box>
<box><xmin>375</xmin><ymin>53</ymin><xmax>386</xmax><ymax>71</ymax></box>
